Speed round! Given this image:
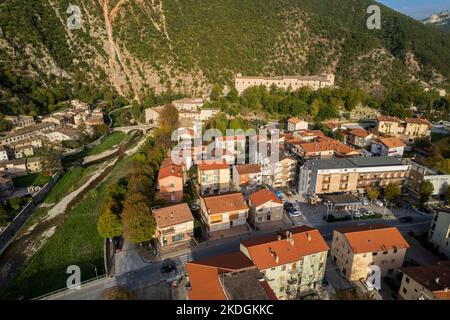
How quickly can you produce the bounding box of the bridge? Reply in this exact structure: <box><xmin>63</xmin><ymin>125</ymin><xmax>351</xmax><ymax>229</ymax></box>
<box><xmin>111</xmin><ymin>124</ymin><xmax>154</xmax><ymax>134</ymax></box>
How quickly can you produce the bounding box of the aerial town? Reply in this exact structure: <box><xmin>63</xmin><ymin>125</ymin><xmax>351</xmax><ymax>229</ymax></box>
<box><xmin>0</xmin><ymin>2</ymin><xmax>450</xmax><ymax>307</ymax></box>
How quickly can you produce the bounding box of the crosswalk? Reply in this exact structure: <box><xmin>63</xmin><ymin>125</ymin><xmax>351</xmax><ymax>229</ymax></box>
<box><xmin>173</xmin><ymin>252</ymin><xmax>193</xmax><ymax>265</ymax></box>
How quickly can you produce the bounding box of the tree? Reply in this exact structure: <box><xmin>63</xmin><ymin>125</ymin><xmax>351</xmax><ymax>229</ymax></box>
<box><xmin>366</xmin><ymin>188</ymin><xmax>380</xmax><ymax>201</ymax></box>
<box><xmin>121</xmin><ymin>193</ymin><xmax>156</xmax><ymax>244</ymax></box>
<box><xmin>384</xmin><ymin>182</ymin><xmax>402</xmax><ymax>203</ymax></box>
<box><xmin>419</xmin><ymin>180</ymin><xmax>434</xmax><ymax>204</ymax></box>
<box><xmin>97</xmin><ymin>208</ymin><xmax>123</xmax><ymax>239</ymax></box>
<box><xmin>36</xmin><ymin>146</ymin><xmax>62</xmax><ymax>174</ymax></box>
<box><xmin>210</xmin><ymin>84</ymin><xmax>223</xmax><ymax>101</ymax></box>
<box><xmin>0</xmin><ymin>204</ymin><xmax>10</xmax><ymax>225</ymax></box>
<box><xmin>226</xmin><ymin>87</ymin><xmax>239</xmax><ymax>103</ymax></box>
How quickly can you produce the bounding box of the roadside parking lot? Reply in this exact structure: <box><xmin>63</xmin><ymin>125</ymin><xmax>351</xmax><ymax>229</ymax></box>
<box><xmin>279</xmin><ymin>190</ymin><xmax>429</xmax><ymax>228</ymax></box>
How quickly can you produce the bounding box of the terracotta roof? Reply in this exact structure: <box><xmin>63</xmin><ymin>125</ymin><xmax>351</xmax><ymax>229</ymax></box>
<box><xmin>186</xmin><ymin>252</ymin><xmax>254</xmax><ymax>300</ymax></box>
<box><xmin>349</xmin><ymin>128</ymin><xmax>371</xmax><ymax>138</ymax></box>
<box><xmin>249</xmin><ymin>189</ymin><xmax>282</xmax><ymax>207</ymax></box>
<box><xmin>377</xmin><ymin>115</ymin><xmax>401</xmax><ymax>123</ymax></box>
<box><xmin>334</xmin><ymin>224</ymin><xmax>409</xmax><ymax>254</ymax></box>
<box><xmin>241</xmin><ymin>226</ymin><xmax>329</xmax><ymax>270</ymax></box>
<box><xmin>295</xmin><ymin>129</ymin><xmax>325</xmax><ymax>138</ymax></box>
<box><xmin>405</xmin><ymin>117</ymin><xmax>432</xmax><ymax>127</ymax></box>
<box><xmin>202</xmin><ymin>192</ymin><xmax>249</xmax><ymax>215</ymax></box>
<box><xmin>198</xmin><ymin>161</ymin><xmax>230</xmax><ymax>171</ymax></box>
<box><xmin>378</xmin><ymin>137</ymin><xmax>406</xmax><ymax>148</ymax></box>
<box><xmin>298</xmin><ymin>137</ymin><xmax>359</xmax><ymax>156</ymax></box>
<box><xmin>401</xmin><ymin>261</ymin><xmax>450</xmax><ymax>300</ymax></box>
<box><xmin>157</xmin><ymin>163</ymin><xmax>183</xmax><ymax>180</ymax></box>
<box><xmin>288</xmin><ymin>117</ymin><xmax>305</xmax><ymax>124</ymax></box>
<box><xmin>152</xmin><ymin>203</ymin><xmax>193</xmax><ymax>228</ymax></box>
<box><xmin>235</xmin><ymin>164</ymin><xmax>261</xmax><ymax>175</ymax></box>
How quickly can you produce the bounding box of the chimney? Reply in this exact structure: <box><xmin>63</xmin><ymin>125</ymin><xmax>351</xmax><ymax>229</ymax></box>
<box><xmin>435</xmin><ymin>277</ymin><xmax>440</xmax><ymax>284</ymax></box>
<box><xmin>275</xmin><ymin>254</ymin><xmax>279</xmax><ymax>263</ymax></box>
<box><xmin>170</xmin><ymin>212</ymin><xmax>174</xmax><ymax>219</ymax></box>
<box><xmin>307</xmin><ymin>232</ymin><xmax>312</xmax><ymax>241</ymax></box>
<box><xmin>285</xmin><ymin>231</ymin><xmax>290</xmax><ymax>241</ymax></box>
<box><xmin>277</xmin><ymin>235</ymin><xmax>282</xmax><ymax>241</ymax></box>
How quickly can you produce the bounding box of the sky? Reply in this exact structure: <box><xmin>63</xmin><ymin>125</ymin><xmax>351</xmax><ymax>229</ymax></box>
<box><xmin>377</xmin><ymin>0</ymin><xmax>450</xmax><ymax>19</ymax></box>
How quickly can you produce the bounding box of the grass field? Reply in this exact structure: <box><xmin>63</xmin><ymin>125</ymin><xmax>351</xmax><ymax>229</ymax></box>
<box><xmin>12</xmin><ymin>173</ymin><xmax>52</xmax><ymax>188</ymax></box>
<box><xmin>0</xmin><ymin>156</ymin><xmax>133</xmax><ymax>299</ymax></box>
<box><xmin>87</xmin><ymin>132</ymin><xmax>127</xmax><ymax>156</ymax></box>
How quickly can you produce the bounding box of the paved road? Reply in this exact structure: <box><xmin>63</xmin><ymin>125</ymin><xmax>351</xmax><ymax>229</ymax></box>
<box><xmin>47</xmin><ymin>213</ymin><xmax>432</xmax><ymax>300</ymax></box>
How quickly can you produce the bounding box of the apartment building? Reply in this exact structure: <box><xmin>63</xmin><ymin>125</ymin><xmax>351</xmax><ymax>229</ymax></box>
<box><xmin>331</xmin><ymin>224</ymin><xmax>409</xmax><ymax>281</ymax></box>
<box><xmin>371</xmin><ymin>137</ymin><xmax>406</xmax><ymax>157</ymax></box>
<box><xmin>428</xmin><ymin>208</ymin><xmax>450</xmax><ymax>259</ymax></box>
<box><xmin>234</xmin><ymin>73</ymin><xmax>335</xmax><ymax>94</ymax></box>
<box><xmin>186</xmin><ymin>252</ymin><xmax>276</xmax><ymax>300</ymax></box>
<box><xmin>376</xmin><ymin>115</ymin><xmax>431</xmax><ymax>142</ymax></box>
<box><xmin>200</xmin><ymin>193</ymin><xmax>249</xmax><ymax>236</ymax></box>
<box><xmin>344</xmin><ymin>128</ymin><xmax>373</xmax><ymax>148</ymax></box>
<box><xmin>4</xmin><ymin>115</ymin><xmax>35</xmax><ymax>129</ymax></box>
<box><xmin>240</xmin><ymin>226</ymin><xmax>329</xmax><ymax>300</ymax></box>
<box><xmin>399</xmin><ymin>261</ymin><xmax>450</xmax><ymax>300</ymax></box>
<box><xmin>0</xmin><ymin>147</ymin><xmax>9</xmax><ymax>161</ymax></box>
<box><xmin>298</xmin><ymin>156</ymin><xmax>410</xmax><ymax>197</ymax></box>
<box><xmin>45</xmin><ymin>127</ymin><xmax>78</xmax><ymax>143</ymax></box>
<box><xmin>287</xmin><ymin>117</ymin><xmax>308</xmax><ymax>132</ymax></box>
<box><xmin>292</xmin><ymin>136</ymin><xmax>361</xmax><ymax>160</ymax></box>
<box><xmin>248</xmin><ymin>189</ymin><xmax>283</xmax><ymax>225</ymax></box>
<box><xmin>13</xmin><ymin>145</ymin><xmax>34</xmax><ymax>158</ymax></box>
<box><xmin>404</xmin><ymin>159</ymin><xmax>450</xmax><ymax>200</ymax></box>
<box><xmin>292</xmin><ymin>129</ymin><xmax>325</xmax><ymax>142</ymax></box>
<box><xmin>0</xmin><ymin>123</ymin><xmax>56</xmax><ymax>146</ymax></box>
<box><xmin>152</xmin><ymin>203</ymin><xmax>194</xmax><ymax>247</ymax></box>
<box><xmin>0</xmin><ymin>157</ymin><xmax>42</xmax><ymax>177</ymax></box>
<box><xmin>197</xmin><ymin>162</ymin><xmax>230</xmax><ymax>195</ymax></box>
<box><xmin>156</xmin><ymin>161</ymin><xmax>184</xmax><ymax>203</ymax></box>
<box><xmin>232</xmin><ymin>164</ymin><xmax>262</xmax><ymax>194</ymax></box>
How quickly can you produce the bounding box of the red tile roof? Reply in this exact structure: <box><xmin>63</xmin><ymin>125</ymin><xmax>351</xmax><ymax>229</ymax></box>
<box><xmin>249</xmin><ymin>189</ymin><xmax>282</xmax><ymax>207</ymax></box>
<box><xmin>241</xmin><ymin>226</ymin><xmax>329</xmax><ymax>270</ymax></box>
<box><xmin>186</xmin><ymin>252</ymin><xmax>254</xmax><ymax>300</ymax></box>
<box><xmin>198</xmin><ymin>161</ymin><xmax>230</xmax><ymax>171</ymax></box>
<box><xmin>202</xmin><ymin>193</ymin><xmax>249</xmax><ymax>215</ymax></box>
<box><xmin>157</xmin><ymin>163</ymin><xmax>183</xmax><ymax>180</ymax></box>
<box><xmin>153</xmin><ymin>203</ymin><xmax>193</xmax><ymax>228</ymax></box>
<box><xmin>235</xmin><ymin>164</ymin><xmax>261</xmax><ymax>175</ymax></box>
<box><xmin>377</xmin><ymin>115</ymin><xmax>401</xmax><ymax>123</ymax></box>
<box><xmin>334</xmin><ymin>224</ymin><xmax>409</xmax><ymax>254</ymax></box>
<box><xmin>349</xmin><ymin>128</ymin><xmax>371</xmax><ymax>138</ymax></box>
<box><xmin>378</xmin><ymin>137</ymin><xmax>406</xmax><ymax>148</ymax></box>
<box><xmin>288</xmin><ymin>117</ymin><xmax>305</xmax><ymax>124</ymax></box>
<box><xmin>405</xmin><ymin>117</ymin><xmax>432</xmax><ymax>127</ymax></box>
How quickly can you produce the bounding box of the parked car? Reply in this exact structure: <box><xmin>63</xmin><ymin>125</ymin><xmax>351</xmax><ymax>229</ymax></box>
<box><xmin>289</xmin><ymin>209</ymin><xmax>302</xmax><ymax>217</ymax></box>
<box><xmin>414</xmin><ymin>206</ymin><xmax>433</xmax><ymax>215</ymax></box>
<box><xmin>161</xmin><ymin>264</ymin><xmax>177</xmax><ymax>274</ymax></box>
<box><xmin>323</xmin><ymin>214</ymin><xmax>336</xmax><ymax>222</ymax></box>
<box><xmin>360</xmin><ymin>208</ymin><xmax>375</xmax><ymax>216</ymax></box>
<box><xmin>373</xmin><ymin>199</ymin><xmax>384</xmax><ymax>207</ymax></box>
<box><xmin>360</xmin><ymin>198</ymin><xmax>369</xmax><ymax>205</ymax></box>
<box><xmin>191</xmin><ymin>203</ymin><xmax>200</xmax><ymax>211</ymax></box>
<box><xmin>275</xmin><ymin>191</ymin><xmax>284</xmax><ymax>200</ymax></box>
<box><xmin>399</xmin><ymin>216</ymin><xmax>413</xmax><ymax>223</ymax></box>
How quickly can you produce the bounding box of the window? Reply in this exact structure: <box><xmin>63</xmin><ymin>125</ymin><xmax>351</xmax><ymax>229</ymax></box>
<box><xmin>403</xmin><ymin>288</ymin><xmax>407</xmax><ymax>294</ymax></box>
<box><xmin>405</xmin><ymin>277</ymin><xmax>410</xmax><ymax>284</ymax></box>
<box><xmin>383</xmin><ymin>251</ymin><xmax>388</xmax><ymax>255</ymax></box>
<box><xmin>394</xmin><ymin>249</ymin><xmax>398</xmax><ymax>254</ymax></box>
<box><xmin>372</xmin><ymin>252</ymin><xmax>378</xmax><ymax>256</ymax></box>
<box><xmin>281</xmin><ymin>266</ymin><xmax>286</xmax><ymax>271</ymax></box>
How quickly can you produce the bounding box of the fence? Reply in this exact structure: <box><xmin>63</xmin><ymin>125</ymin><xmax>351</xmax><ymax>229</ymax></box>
<box><xmin>0</xmin><ymin>172</ymin><xmax>62</xmax><ymax>256</ymax></box>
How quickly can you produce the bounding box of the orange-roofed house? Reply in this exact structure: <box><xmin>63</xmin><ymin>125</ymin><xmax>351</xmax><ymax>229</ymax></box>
<box><xmin>248</xmin><ymin>189</ymin><xmax>283</xmax><ymax>226</ymax></box>
<box><xmin>287</xmin><ymin>117</ymin><xmax>308</xmax><ymax>132</ymax></box>
<box><xmin>240</xmin><ymin>226</ymin><xmax>329</xmax><ymax>299</ymax></box>
<box><xmin>344</xmin><ymin>128</ymin><xmax>373</xmax><ymax>148</ymax></box>
<box><xmin>331</xmin><ymin>224</ymin><xmax>409</xmax><ymax>282</ymax></box>
<box><xmin>200</xmin><ymin>192</ymin><xmax>249</xmax><ymax>237</ymax></box>
<box><xmin>157</xmin><ymin>160</ymin><xmax>184</xmax><ymax>203</ymax></box>
<box><xmin>293</xmin><ymin>136</ymin><xmax>361</xmax><ymax>160</ymax></box>
<box><xmin>404</xmin><ymin>118</ymin><xmax>431</xmax><ymax>139</ymax></box>
<box><xmin>185</xmin><ymin>252</ymin><xmax>277</xmax><ymax>300</ymax></box>
<box><xmin>152</xmin><ymin>203</ymin><xmax>194</xmax><ymax>247</ymax></box>
<box><xmin>197</xmin><ymin>161</ymin><xmax>230</xmax><ymax>195</ymax></box>
<box><xmin>376</xmin><ymin>115</ymin><xmax>402</xmax><ymax>135</ymax></box>
<box><xmin>371</xmin><ymin>137</ymin><xmax>406</xmax><ymax>157</ymax></box>
<box><xmin>232</xmin><ymin>164</ymin><xmax>262</xmax><ymax>194</ymax></box>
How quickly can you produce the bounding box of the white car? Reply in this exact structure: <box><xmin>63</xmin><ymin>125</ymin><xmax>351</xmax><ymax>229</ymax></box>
<box><xmin>289</xmin><ymin>209</ymin><xmax>302</xmax><ymax>217</ymax></box>
<box><xmin>360</xmin><ymin>198</ymin><xmax>369</xmax><ymax>205</ymax></box>
<box><xmin>373</xmin><ymin>200</ymin><xmax>384</xmax><ymax>207</ymax></box>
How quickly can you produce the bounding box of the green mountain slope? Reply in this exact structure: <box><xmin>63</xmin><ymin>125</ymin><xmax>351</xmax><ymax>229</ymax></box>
<box><xmin>0</xmin><ymin>0</ymin><xmax>449</xmax><ymax>114</ymax></box>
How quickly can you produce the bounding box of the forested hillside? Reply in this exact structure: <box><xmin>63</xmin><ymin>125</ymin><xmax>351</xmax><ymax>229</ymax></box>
<box><xmin>0</xmin><ymin>0</ymin><xmax>449</xmax><ymax>116</ymax></box>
